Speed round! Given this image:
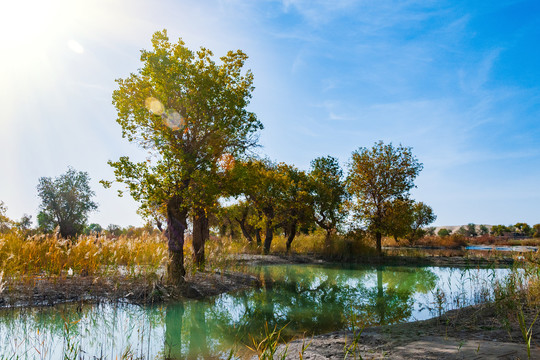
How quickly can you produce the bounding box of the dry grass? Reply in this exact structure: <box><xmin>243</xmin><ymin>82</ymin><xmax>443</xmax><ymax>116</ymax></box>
<box><xmin>384</xmin><ymin>234</ymin><xmax>468</xmax><ymax>248</ymax></box>
<box><xmin>0</xmin><ymin>230</ymin><xmax>168</xmax><ymax>280</ymax></box>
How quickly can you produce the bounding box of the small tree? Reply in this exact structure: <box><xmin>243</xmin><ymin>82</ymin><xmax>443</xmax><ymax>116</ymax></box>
<box><xmin>514</xmin><ymin>223</ymin><xmax>532</xmax><ymax>237</ymax></box>
<box><xmin>37</xmin><ymin>167</ymin><xmax>98</xmax><ymax>238</ymax></box>
<box><xmin>479</xmin><ymin>224</ymin><xmax>489</xmax><ymax>236</ymax></box>
<box><xmin>382</xmin><ymin>199</ymin><xmax>414</xmax><ymax>242</ymax></box>
<box><xmin>466</xmin><ymin>223</ymin><xmax>477</xmax><ymax>237</ymax></box>
<box><xmin>438</xmin><ymin>228</ymin><xmax>451</xmax><ymax>237</ymax></box>
<box><xmin>456</xmin><ymin>226</ymin><xmax>468</xmax><ymax>236</ymax></box>
<box><xmin>533</xmin><ymin>224</ymin><xmax>540</xmax><ymax>238</ymax></box>
<box><xmin>0</xmin><ymin>201</ymin><xmax>13</xmax><ymax>233</ymax></box>
<box><xmin>106</xmin><ymin>224</ymin><xmax>123</xmax><ymax>237</ymax></box>
<box><xmin>491</xmin><ymin>224</ymin><xmax>513</xmax><ymax>236</ymax></box>
<box><xmin>235</xmin><ymin>159</ymin><xmax>288</xmax><ymax>254</ymax></box>
<box><xmin>277</xmin><ymin>164</ymin><xmax>313</xmax><ymax>252</ymax></box>
<box><xmin>85</xmin><ymin>223</ymin><xmax>103</xmax><ymax>235</ymax></box>
<box><xmin>309</xmin><ymin>156</ymin><xmax>348</xmax><ymax>246</ymax></box>
<box><xmin>15</xmin><ymin>214</ymin><xmax>32</xmax><ymax>233</ymax></box>
<box><xmin>347</xmin><ymin>141</ymin><xmax>423</xmax><ymax>256</ymax></box>
<box><xmin>407</xmin><ymin>202</ymin><xmax>436</xmax><ymax>243</ymax></box>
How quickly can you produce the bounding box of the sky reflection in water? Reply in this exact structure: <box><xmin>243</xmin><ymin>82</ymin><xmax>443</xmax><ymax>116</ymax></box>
<box><xmin>0</xmin><ymin>264</ymin><xmax>512</xmax><ymax>359</ymax></box>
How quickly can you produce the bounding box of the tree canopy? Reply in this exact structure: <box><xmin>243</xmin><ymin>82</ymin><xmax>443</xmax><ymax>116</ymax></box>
<box><xmin>104</xmin><ymin>30</ymin><xmax>262</xmax><ymax>282</ymax></box>
<box><xmin>37</xmin><ymin>167</ymin><xmax>98</xmax><ymax>238</ymax></box>
<box><xmin>309</xmin><ymin>155</ymin><xmax>348</xmax><ymax>245</ymax></box>
<box><xmin>347</xmin><ymin>141</ymin><xmax>423</xmax><ymax>255</ymax></box>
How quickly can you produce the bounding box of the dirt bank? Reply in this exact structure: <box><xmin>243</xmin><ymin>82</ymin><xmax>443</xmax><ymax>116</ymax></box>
<box><xmin>280</xmin><ymin>303</ymin><xmax>540</xmax><ymax>359</ymax></box>
<box><xmin>0</xmin><ymin>252</ymin><xmax>514</xmax><ymax>308</ymax></box>
<box><xmin>235</xmin><ymin>252</ymin><xmax>515</xmax><ymax>268</ymax></box>
<box><xmin>0</xmin><ymin>270</ymin><xmax>259</xmax><ymax>308</ymax></box>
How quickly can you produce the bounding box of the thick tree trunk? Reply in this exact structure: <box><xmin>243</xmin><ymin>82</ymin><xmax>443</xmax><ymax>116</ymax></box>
<box><xmin>167</xmin><ymin>197</ymin><xmax>187</xmax><ymax>284</ymax></box>
<box><xmin>285</xmin><ymin>220</ymin><xmax>297</xmax><ymax>253</ymax></box>
<box><xmin>375</xmin><ymin>231</ymin><xmax>382</xmax><ymax>256</ymax></box>
<box><xmin>192</xmin><ymin>208</ymin><xmax>209</xmax><ymax>270</ymax></box>
<box><xmin>263</xmin><ymin>220</ymin><xmax>273</xmax><ymax>255</ymax></box>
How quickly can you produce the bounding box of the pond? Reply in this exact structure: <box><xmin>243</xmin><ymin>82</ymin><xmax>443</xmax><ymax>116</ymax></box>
<box><xmin>0</xmin><ymin>264</ymin><xmax>512</xmax><ymax>359</ymax></box>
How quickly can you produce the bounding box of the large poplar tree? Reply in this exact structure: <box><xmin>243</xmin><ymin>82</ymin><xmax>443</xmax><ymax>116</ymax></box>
<box><xmin>104</xmin><ymin>30</ymin><xmax>262</xmax><ymax>284</ymax></box>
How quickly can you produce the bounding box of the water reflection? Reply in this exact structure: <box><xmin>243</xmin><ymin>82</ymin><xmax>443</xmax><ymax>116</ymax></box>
<box><xmin>0</xmin><ymin>264</ymin><xmax>510</xmax><ymax>359</ymax></box>
<box><xmin>164</xmin><ymin>303</ymin><xmax>184</xmax><ymax>359</ymax></box>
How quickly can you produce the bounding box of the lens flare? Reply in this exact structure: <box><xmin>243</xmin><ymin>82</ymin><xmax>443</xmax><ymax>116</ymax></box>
<box><xmin>145</xmin><ymin>97</ymin><xmax>164</xmax><ymax>115</ymax></box>
<box><xmin>163</xmin><ymin>110</ymin><xmax>184</xmax><ymax>130</ymax></box>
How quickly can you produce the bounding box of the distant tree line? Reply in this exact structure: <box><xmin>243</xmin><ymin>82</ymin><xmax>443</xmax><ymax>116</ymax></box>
<box><xmin>436</xmin><ymin>223</ymin><xmax>540</xmax><ymax>238</ymax></box>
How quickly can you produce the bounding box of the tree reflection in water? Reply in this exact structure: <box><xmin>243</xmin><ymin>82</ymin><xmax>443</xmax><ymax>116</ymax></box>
<box><xmin>207</xmin><ymin>264</ymin><xmax>438</xmax><ymax>345</ymax></box>
<box><xmin>0</xmin><ymin>264</ymin><xmax>467</xmax><ymax>359</ymax></box>
<box><xmin>164</xmin><ymin>302</ymin><xmax>184</xmax><ymax>359</ymax></box>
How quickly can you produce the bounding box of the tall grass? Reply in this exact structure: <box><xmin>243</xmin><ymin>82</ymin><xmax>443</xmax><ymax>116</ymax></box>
<box><xmin>0</xmin><ymin>230</ymin><xmax>168</xmax><ymax>280</ymax></box>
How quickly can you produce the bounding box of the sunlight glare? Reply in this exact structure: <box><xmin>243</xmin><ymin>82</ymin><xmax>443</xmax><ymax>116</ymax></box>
<box><xmin>145</xmin><ymin>97</ymin><xmax>165</xmax><ymax>115</ymax></box>
<box><xmin>67</xmin><ymin>40</ymin><xmax>84</xmax><ymax>54</ymax></box>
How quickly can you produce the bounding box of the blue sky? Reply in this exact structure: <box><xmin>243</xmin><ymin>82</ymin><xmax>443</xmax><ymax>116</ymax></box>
<box><xmin>0</xmin><ymin>0</ymin><xmax>538</xmax><ymax>227</ymax></box>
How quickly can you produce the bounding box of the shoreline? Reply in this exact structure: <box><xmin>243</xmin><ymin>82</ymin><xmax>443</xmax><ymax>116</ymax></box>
<box><xmin>0</xmin><ymin>252</ymin><xmax>517</xmax><ymax>309</ymax></box>
<box><xmin>281</xmin><ymin>302</ymin><xmax>540</xmax><ymax>359</ymax></box>
<box><xmin>1</xmin><ymin>254</ymin><xmax>536</xmax><ymax>359</ymax></box>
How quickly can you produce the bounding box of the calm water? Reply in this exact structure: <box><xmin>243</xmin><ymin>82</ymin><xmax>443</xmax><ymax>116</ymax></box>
<box><xmin>0</xmin><ymin>264</ymin><xmax>512</xmax><ymax>359</ymax></box>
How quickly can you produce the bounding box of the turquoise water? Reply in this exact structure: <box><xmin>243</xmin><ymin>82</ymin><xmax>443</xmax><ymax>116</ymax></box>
<box><xmin>0</xmin><ymin>264</ymin><xmax>512</xmax><ymax>359</ymax></box>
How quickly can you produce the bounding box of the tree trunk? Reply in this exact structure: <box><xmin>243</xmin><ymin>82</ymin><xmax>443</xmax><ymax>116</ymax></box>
<box><xmin>286</xmin><ymin>220</ymin><xmax>297</xmax><ymax>253</ymax></box>
<box><xmin>236</xmin><ymin>218</ymin><xmax>253</xmax><ymax>243</ymax></box>
<box><xmin>255</xmin><ymin>228</ymin><xmax>262</xmax><ymax>246</ymax></box>
<box><xmin>263</xmin><ymin>219</ymin><xmax>273</xmax><ymax>255</ymax></box>
<box><xmin>226</xmin><ymin>218</ymin><xmax>236</xmax><ymax>239</ymax></box>
<box><xmin>167</xmin><ymin>197</ymin><xmax>187</xmax><ymax>284</ymax></box>
<box><xmin>192</xmin><ymin>208</ymin><xmax>208</xmax><ymax>270</ymax></box>
<box><xmin>375</xmin><ymin>231</ymin><xmax>382</xmax><ymax>256</ymax></box>
<box><xmin>324</xmin><ymin>227</ymin><xmax>333</xmax><ymax>250</ymax></box>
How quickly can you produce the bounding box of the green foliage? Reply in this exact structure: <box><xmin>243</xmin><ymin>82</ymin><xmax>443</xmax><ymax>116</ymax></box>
<box><xmin>105</xmin><ymin>30</ymin><xmax>262</xmax><ymax>280</ymax></box>
<box><xmin>309</xmin><ymin>155</ymin><xmax>348</xmax><ymax>241</ymax></box>
<box><xmin>479</xmin><ymin>224</ymin><xmax>489</xmax><ymax>236</ymax></box>
<box><xmin>15</xmin><ymin>214</ymin><xmax>32</xmax><ymax>231</ymax></box>
<box><xmin>407</xmin><ymin>202</ymin><xmax>436</xmax><ymax>243</ymax></box>
<box><xmin>384</xmin><ymin>201</ymin><xmax>436</xmax><ymax>243</ymax></box>
<box><xmin>515</xmin><ymin>222</ymin><xmax>532</xmax><ymax>237</ymax></box>
<box><xmin>437</xmin><ymin>228</ymin><xmax>451</xmax><ymax>237</ymax></box>
<box><xmin>277</xmin><ymin>163</ymin><xmax>313</xmax><ymax>250</ymax></box>
<box><xmin>247</xmin><ymin>322</ymin><xmax>289</xmax><ymax>360</ymax></box>
<box><xmin>106</xmin><ymin>29</ymin><xmax>261</xmax><ymax>212</ymax></box>
<box><xmin>466</xmin><ymin>223</ymin><xmax>477</xmax><ymax>237</ymax></box>
<box><xmin>346</xmin><ymin>141</ymin><xmax>423</xmax><ymax>254</ymax></box>
<box><xmin>37</xmin><ymin>167</ymin><xmax>98</xmax><ymax>238</ymax></box>
<box><xmin>491</xmin><ymin>224</ymin><xmax>514</xmax><ymax>236</ymax></box>
<box><xmin>533</xmin><ymin>224</ymin><xmax>540</xmax><ymax>238</ymax></box>
<box><xmin>0</xmin><ymin>201</ymin><xmax>13</xmax><ymax>233</ymax></box>
<box><xmin>84</xmin><ymin>223</ymin><xmax>103</xmax><ymax>235</ymax></box>
<box><xmin>456</xmin><ymin>226</ymin><xmax>468</xmax><ymax>236</ymax></box>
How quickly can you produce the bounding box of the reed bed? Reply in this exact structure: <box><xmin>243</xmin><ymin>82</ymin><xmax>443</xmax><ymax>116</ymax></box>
<box><xmin>0</xmin><ymin>230</ymin><xmax>168</xmax><ymax>280</ymax></box>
